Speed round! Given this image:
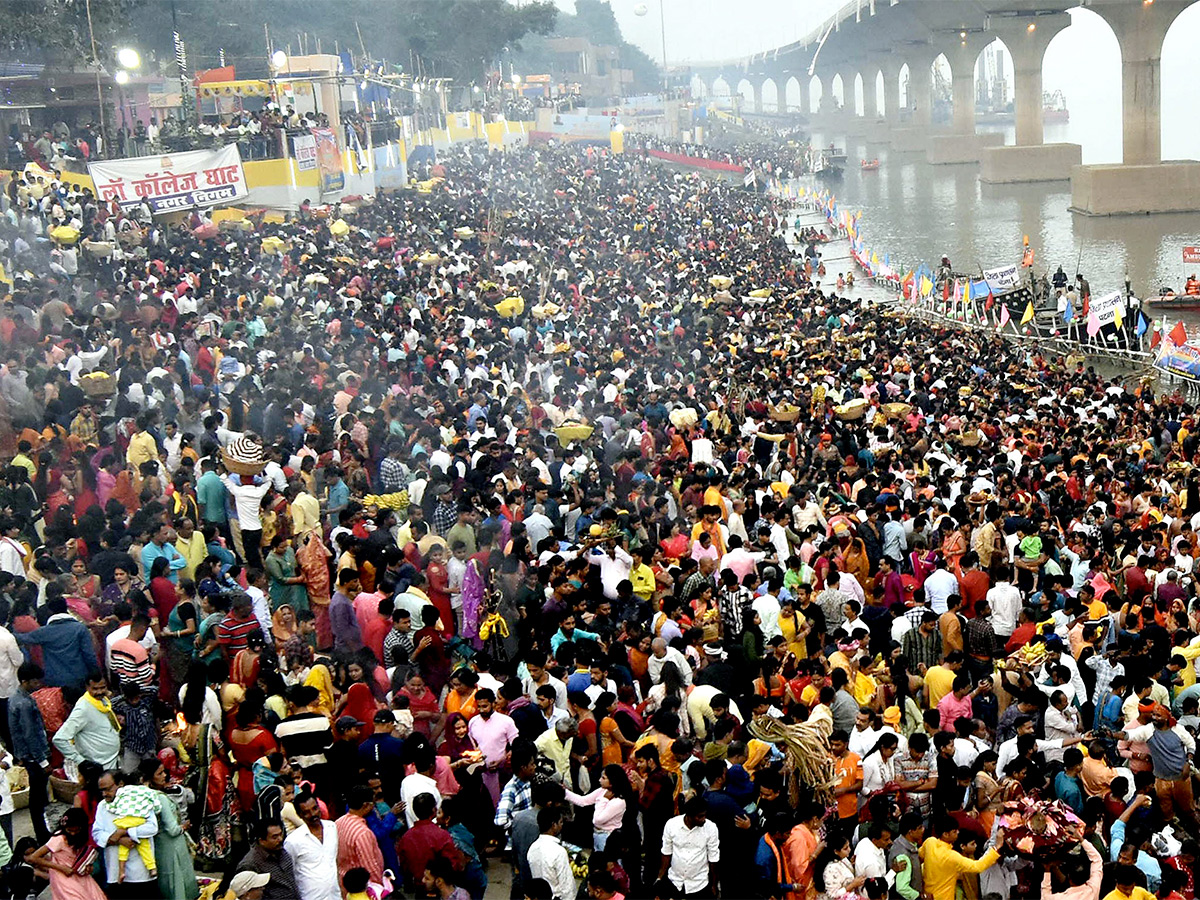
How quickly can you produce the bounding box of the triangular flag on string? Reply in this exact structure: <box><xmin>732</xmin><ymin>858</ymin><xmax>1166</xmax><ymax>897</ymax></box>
<box><xmin>998</xmin><ymin>305</ymin><xmax>1010</xmax><ymax>329</ymax></box>
<box><xmin>1020</xmin><ymin>301</ymin><xmax>1035</xmax><ymax>326</ymax></box>
<box><xmin>1087</xmin><ymin>308</ymin><xmax>1101</xmax><ymax>337</ymax></box>
<box><xmin>1136</xmin><ymin>312</ymin><xmax>1148</xmax><ymax>336</ymax></box>
<box><xmin>1063</xmin><ymin>300</ymin><xmax>1074</xmax><ymax>323</ymax></box>
<box><xmin>1170</xmin><ymin>321</ymin><xmax>1188</xmax><ymax>345</ymax></box>
<box><xmin>1152</xmin><ymin>323</ymin><xmax>1163</xmax><ymax>349</ymax></box>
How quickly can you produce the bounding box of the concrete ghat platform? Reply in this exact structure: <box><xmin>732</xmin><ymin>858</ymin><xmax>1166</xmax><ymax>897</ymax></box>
<box><xmin>980</xmin><ymin>143</ymin><xmax>1082</xmax><ymax>184</ymax></box>
<box><xmin>926</xmin><ymin>132</ymin><xmax>1004</xmax><ymax>165</ymax></box>
<box><xmin>1071</xmin><ymin>162</ymin><xmax>1200</xmax><ymax>216</ymax></box>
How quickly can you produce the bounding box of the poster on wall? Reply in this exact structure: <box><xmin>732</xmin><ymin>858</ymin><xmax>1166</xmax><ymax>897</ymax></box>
<box><xmin>293</xmin><ymin>133</ymin><xmax>318</xmax><ymax>171</ymax></box>
<box><xmin>454</xmin><ymin>111</ymin><xmax>471</xmax><ymax>130</ymax></box>
<box><xmin>311</xmin><ymin>127</ymin><xmax>344</xmax><ymax>194</ymax></box>
<box><xmin>87</xmin><ymin>145</ymin><xmax>247</xmax><ymax>213</ymax></box>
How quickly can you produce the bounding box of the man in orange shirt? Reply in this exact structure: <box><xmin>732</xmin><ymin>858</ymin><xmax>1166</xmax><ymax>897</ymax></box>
<box><xmin>829</xmin><ymin>729</ymin><xmax>863</xmax><ymax>829</ymax></box>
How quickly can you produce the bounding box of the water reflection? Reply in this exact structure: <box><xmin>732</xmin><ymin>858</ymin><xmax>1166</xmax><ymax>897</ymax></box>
<box><xmin>808</xmin><ymin>127</ymin><xmax>1200</xmax><ymax>326</ymax></box>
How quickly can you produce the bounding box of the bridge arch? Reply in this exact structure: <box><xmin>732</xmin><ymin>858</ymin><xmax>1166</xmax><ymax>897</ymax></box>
<box><xmin>736</xmin><ymin>77</ymin><xmax>758</xmax><ymax>112</ymax></box>
<box><xmin>809</xmin><ymin>75</ymin><xmax>824</xmax><ymax>114</ymax></box>
<box><xmin>853</xmin><ymin>71</ymin><xmax>865</xmax><ymax>117</ymax></box>
<box><xmin>761</xmin><ymin>77</ymin><xmax>779</xmax><ymax>114</ymax></box>
<box><xmin>1042</xmin><ymin>7</ymin><xmax>1119</xmax><ymax>163</ymax></box>
<box><xmin>785</xmin><ymin>76</ymin><xmax>802</xmax><ymax>114</ymax></box>
<box><xmin>711</xmin><ymin>75</ymin><xmax>732</xmax><ymax>100</ymax></box>
<box><xmin>898</xmin><ymin>62</ymin><xmax>910</xmax><ymax>110</ymax></box>
<box><xmin>832</xmin><ymin>73</ymin><xmax>846</xmax><ymax>111</ymax></box>
<box><xmin>1161</xmin><ymin>2</ymin><xmax>1200</xmax><ymax>160</ymax></box>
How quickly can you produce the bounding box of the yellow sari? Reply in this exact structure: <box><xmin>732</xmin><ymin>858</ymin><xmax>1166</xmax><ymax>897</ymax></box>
<box><xmin>304</xmin><ymin>663</ymin><xmax>336</xmax><ymax>714</ymax></box>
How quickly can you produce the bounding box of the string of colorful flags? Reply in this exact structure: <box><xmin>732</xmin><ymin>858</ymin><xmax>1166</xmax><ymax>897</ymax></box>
<box><xmin>788</xmin><ymin>183</ymin><xmax>1180</xmax><ymax>350</ymax></box>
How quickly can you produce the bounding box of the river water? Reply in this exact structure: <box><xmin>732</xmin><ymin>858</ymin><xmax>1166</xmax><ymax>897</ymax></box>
<box><xmin>805</xmin><ymin>121</ymin><xmax>1200</xmax><ymax>330</ymax></box>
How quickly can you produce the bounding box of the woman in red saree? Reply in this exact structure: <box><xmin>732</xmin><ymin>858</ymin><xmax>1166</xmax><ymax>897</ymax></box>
<box><xmin>230</xmin><ymin>631</ymin><xmax>265</xmax><ymax>688</ymax></box>
<box><xmin>334</xmin><ymin>681</ymin><xmax>380</xmax><ymax>742</ymax></box>
<box><xmin>228</xmin><ymin>703</ymin><xmax>277</xmax><ymax>813</ymax></box>
<box><xmin>298</xmin><ymin>529</ymin><xmax>332</xmax><ymax>649</ymax></box>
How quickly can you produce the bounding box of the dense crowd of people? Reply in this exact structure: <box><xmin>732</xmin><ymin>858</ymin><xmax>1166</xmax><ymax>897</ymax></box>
<box><xmin>0</xmin><ymin>130</ymin><xmax>1194</xmax><ymax>900</ymax></box>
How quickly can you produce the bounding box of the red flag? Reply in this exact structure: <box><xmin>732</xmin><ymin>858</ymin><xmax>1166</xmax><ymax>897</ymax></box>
<box><xmin>985</xmin><ymin>291</ymin><xmax>994</xmax><ymax>312</ymax></box>
<box><xmin>1170</xmin><ymin>321</ymin><xmax>1188</xmax><ymax>346</ymax></box>
<box><xmin>943</xmin><ymin>279</ymin><xmax>951</xmax><ymax>301</ymax></box>
<box><xmin>1151</xmin><ymin>326</ymin><xmax>1162</xmax><ymax>349</ymax></box>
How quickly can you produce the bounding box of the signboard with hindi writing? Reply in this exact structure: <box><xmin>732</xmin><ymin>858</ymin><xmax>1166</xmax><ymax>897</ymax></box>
<box><xmin>88</xmin><ymin>145</ymin><xmax>247</xmax><ymax>214</ymax></box>
<box><xmin>1184</xmin><ymin>246</ymin><xmax>1200</xmax><ymax>264</ymax></box>
<box><xmin>983</xmin><ymin>263</ymin><xmax>1020</xmax><ymax>294</ymax></box>
<box><xmin>293</xmin><ymin>133</ymin><xmax>318</xmax><ymax>172</ymax></box>
<box><xmin>1090</xmin><ymin>289</ymin><xmax>1126</xmax><ymax>327</ymax></box>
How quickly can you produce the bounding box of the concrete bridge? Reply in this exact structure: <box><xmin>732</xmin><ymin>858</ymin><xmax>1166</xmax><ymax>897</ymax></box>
<box><xmin>688</xmin><ymin>0</ymin><xmax>1200</xmax><ymax>216</ymax></box>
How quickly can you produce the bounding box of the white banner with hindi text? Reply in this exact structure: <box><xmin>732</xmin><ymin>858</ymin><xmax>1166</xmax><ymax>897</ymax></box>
<box><xmin>88</xmin><ymin>145</ymin><xmax>248</xmax><ymax>214</ymax></box>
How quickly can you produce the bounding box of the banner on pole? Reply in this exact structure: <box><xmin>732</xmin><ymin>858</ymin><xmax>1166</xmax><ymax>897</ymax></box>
<box><xmin>311</xmin><ymin>127</ymin><xmax>345</xmax><ymax>195</ymax></box>
<box><xmin>1089</xmin><ymin>290</ymin><xmax>1126</xmax><ymax>328</ymax></box>
<box><xmin>87</xmin><ymin>145</ymin><xmax>247</xmax><ymax>213</ymax></box>
<box><xmin>983</xmin><ymin>264</ymin><xmax>1020</xmax><ymax>294</ymax></box>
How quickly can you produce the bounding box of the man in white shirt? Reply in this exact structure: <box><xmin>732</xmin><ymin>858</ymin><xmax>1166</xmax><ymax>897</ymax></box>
<box><xmin>923</xmin><ymin>558</ymin><xmax>958</xmax><ymax>615</ymax></box>
<box><xmin>986</xmin><ymin>566</ymin><xmax>1023</xmax><ymax>640</ymax></box>
<box><xmin>848</xmin><ymin>708</ymin><xmax>879</xmax><ymax>759</ymax></box>
<box><xmin>528</xmin><ymin>807</ymin><xmax>576</xmax><ymax>900</ymax></box>
<box><xmin>283</xmin><ymin>792</ymin><xmax>340</xmax><ymax>900</ymax></box>
<box><xmin>659</xmin><ymin>797</ymin><xmax>720</xmax><ymax>896</ymax></box>
<box><xmin>587</xmin><ymin>543</ymin><xmax>632</xmax><ymax>601</ymax></box>
<box><xmin>648</xmin><ymin>638</ymin><xmax>692</xmax><ymax>686</ymax></box>
<box><xmin>399</xmin><ymin>750</ymin><xmax>442</xmax><ymax>828</ymax></box>
<box><xmin>853</xmin><ymin>823</ymin><xmax>896</xmax><ymax>882</ymax></box>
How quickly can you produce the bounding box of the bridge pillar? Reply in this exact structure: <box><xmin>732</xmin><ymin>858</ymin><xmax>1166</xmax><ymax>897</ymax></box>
<box><xmin>980</xmin><ymin>15</ymin><xmax>1081</xmax><ymax>185</ymax></box>
<box><xmin>907</xmin><ymin>57</ymin><xmax>933</xmax><ymax>127</ymax></box>
<box><xmin>1089</xmin><ymin>0</ymin><xmax>1188</xmax><ymax>166</ymax></box>
<box><xmin>1071</xmin><ymin>1</ymin><xmax>1200</xmax><ymax>214</ymax></box>
<box><xmin>926</xmin><ymin>33</ymin><xmax>999</xmax><ymax>165</ymax></box>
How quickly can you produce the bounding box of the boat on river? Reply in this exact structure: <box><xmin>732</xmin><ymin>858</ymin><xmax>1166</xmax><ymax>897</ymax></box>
<box><xmin>1146</xmin><ymin>292</ymin><xmax>1200</xmax><ymax>311</ymax></box>
<box><xmin>861</xmin><ymin>159</ymin><xmax>879</xmax><ymax>171</ymax></box>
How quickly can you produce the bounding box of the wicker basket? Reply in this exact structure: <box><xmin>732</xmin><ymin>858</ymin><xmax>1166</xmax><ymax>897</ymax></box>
<box><xmin>80</xmin><ymin>372</ymin><xmax>115</xmax><ymax>398</ymax></box>
<box><xmin>83</xmin><ymin>241</ymin><xmax>115</xmax><ymax>258</ymax></box>
<box><xmin>834</xmin><ymin>398</ymin><xmax>868</xmax><ymax>421</ymax></box>
<box><xmin>50</xmin><ymin>775</ymin><xmax>80</xmax><ymax>804</ymax></box>
<box><xmin>116</xmin><ymin>229</ymin><xmax>145</xmax><ymax>248</ymax></box>
<box><xmin>958</xmin><ymin>429</ymin><xmax>983</xmax><ymax>447</ymax></box>
<box><xmin>883</xmin><ymin>402</ymin><xmax>913</xmax><ymax>420</ymax></box>
<box><xmin>222</xmin><ymin>436</ymin><xmax>266</xmax><ymax>476</ymax></box>
<box><xmin>769</xmin><ymin>404</ymin><xmax>801</xmax><ymax>423</ymax></box>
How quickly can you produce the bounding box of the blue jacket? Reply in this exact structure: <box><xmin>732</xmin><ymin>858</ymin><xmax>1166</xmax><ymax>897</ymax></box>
<box><xmin>7</xmin><ymin>688</ymin><xmax>47</xmax><ymax>764</ymax></box>
<box><xmin>16</xmin><ymin>615</ymin><xmax>97</xmax><ymax>688</ymax></box>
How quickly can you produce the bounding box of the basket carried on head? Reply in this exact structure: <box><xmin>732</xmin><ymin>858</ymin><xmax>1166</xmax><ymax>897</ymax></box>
<box><xmin>222</xmin><ymin>436</ymin><xmax>266</xmax><ymax>476</ymax></box>
<box><xmin>80</xmin><ymin>372</ymin><xmax>115</xmax><ymax>399</ymax></box>
<box><xmin>768</xmin><ymin>403</ymin><xmax>801</xmax><ymax>423</ymax></box>
<box><xmin>554</xmin><ymin>423</ymin><xmax>594</xmax><ymax>444</ymax></box>
<box><xmin>834</xmin><ymin>398</ymin><xmax>868</xmax><ymax>421</ymax></box>
<box><xmin>883</xmin><ymin>402</ymin><xmax>913</xmax><ymax>420</ymax></box>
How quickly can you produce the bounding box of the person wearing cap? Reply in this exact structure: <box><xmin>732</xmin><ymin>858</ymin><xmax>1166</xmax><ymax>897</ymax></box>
<box><xmin>357</xmin><ymin>710</ymin><xmax>406</xmax><ymax>801</ymax></box>
<box><xmin>226</xmin><ymin>870</ymin><xmax>270</xmax><ymax>900</ymax></box>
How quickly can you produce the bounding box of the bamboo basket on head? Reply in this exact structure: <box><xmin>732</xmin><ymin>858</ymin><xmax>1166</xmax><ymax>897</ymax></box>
<box><xmin>221</xmin><ymin>436</ymin><xmax>266</xmax><ymax>476</ymax></box>
<box><xmin>768</xmin><ymin>403</ymin><xmax>801</xmax><ymax>423</ymax></box>
<box><xmin>833</xmin><ymin>398</ymin><xmax>868</xmax><ymax>421</ymax></box>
